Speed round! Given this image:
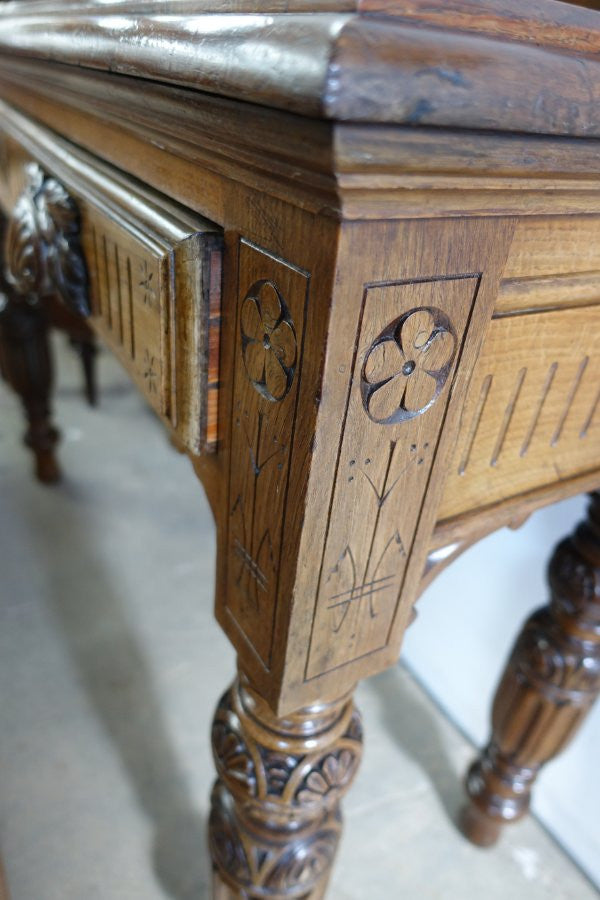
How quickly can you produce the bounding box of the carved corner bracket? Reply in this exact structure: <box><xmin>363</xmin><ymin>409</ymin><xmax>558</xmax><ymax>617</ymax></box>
<box><xmin>4</xmin><ymin>162</ymin><xmax>89</xmax><ymax>316</ymax></box>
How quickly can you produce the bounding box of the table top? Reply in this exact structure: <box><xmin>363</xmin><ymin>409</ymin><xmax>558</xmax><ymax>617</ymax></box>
<box><xmin>1</xmin><ymin>0</ymin><xmax>600</xmax><ymax>135</ymax></box>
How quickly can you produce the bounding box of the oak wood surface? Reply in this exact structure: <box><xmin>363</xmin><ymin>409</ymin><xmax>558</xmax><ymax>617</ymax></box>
<box><xmin>4</xmin><ymin>59</ymin><xmax>600</xmax><ymax>227</ymax></box>
<box><xmin>0</xmin><ymin>102</ymin><xmax>222</xmax><ymax>453</ymax></box>
<box><xmin>2</xmin><ymin>1</ymin><xmax>600</xmax><ymax>136</ymax></box>
<box><xmin>439</xmin><ymin>305</ymin><xmax>600</xmax><ymax>520</ymax></box>
<box><xmin>2</xmin><ymin>4</ymin><xmax>600</xmax><ymax>896</ymax></box>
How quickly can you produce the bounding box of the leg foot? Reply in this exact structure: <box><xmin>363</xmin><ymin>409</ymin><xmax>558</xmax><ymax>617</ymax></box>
<box><xmin>459</xmin><ymin>802</ymin><xmax>501</xmax><ymax>848</ymax></box>
<box><xmin>462</xmin><ymin>492</ymin><xmax>600</xmax><ymax>845</ymax></box>
<box><xmin>0</xmin><ymin>297</ymin><xmax>60</xmax><ymax>483</ymax></box>
<box><xmin>209</xmin><ymin>671</ymin><xmax>362</xmax><ymax>899</ymax></box>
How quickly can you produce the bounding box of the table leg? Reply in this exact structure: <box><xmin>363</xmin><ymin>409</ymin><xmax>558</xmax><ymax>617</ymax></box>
<box><xmin>0</xmin><ymin>292</ymin><xmax>60</xmax><ymax>483</ymax></box>
<box><xmin>461</xmin><ymin>492</ymin><xmax>600</xmax><ymax>846</ymax></box>
<box><xmin>208</xmin><ymin>671</ymin><xmax>362</xmax><ymax>899</ymax></box>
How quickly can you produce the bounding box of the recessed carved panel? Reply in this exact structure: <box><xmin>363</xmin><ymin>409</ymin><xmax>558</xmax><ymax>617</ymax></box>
<box><xmin>225</xmin><ymin>240</ymin><xmax>309</xmax><ymax>668</ymax></box>
<box><xmin>305</xmin><ymin>275</ymin><xmax>480</xmax><ymax>680</ymax></box>
<box><xmin>81</xmin><ymin>191</ymin><xmax>222</xmax><ymax>453</ymax></box>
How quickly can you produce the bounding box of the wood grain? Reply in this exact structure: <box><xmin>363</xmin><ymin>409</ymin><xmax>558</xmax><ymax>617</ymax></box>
<box><xmin>2</xmin><ymin>5</ymin><xmax>600</xmax><ymax>134</ymax></box>
<box><xmin>359</xmin><ymin>0</ymin><xmax>600</xmax><ymax>54</ymax></box>
<box><xmin>440</xmin><ymin>305</ymin><xmax>600</xmax><ymax>520</ymax></box>
<box><xmin>0</xmin><ymin>101</ymin><xmax>222</xmax><ymax>453</ymax></box>
<box><xmin>3</xmin><ymin>5</ymin><xmax>600</xmax><ymax>894</ymax></box>
<box><xmin>276</xmin><ymin>216</ymin><xmax>514</xmax><ymax>712</ymax></box>
<box><xmin>5</xmin><ymin>61</ymin><xmax>600</xmax><ymax>225</ymax></box>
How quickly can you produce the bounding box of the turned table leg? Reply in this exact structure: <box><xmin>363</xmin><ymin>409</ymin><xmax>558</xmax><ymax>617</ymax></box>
<box><xmin>205</xmin><ymin>209</ymin><xmax>513</xmax><ymax>895</ymax></box>
<box><xmin>209</xmin><ymin>670</ymin><xmax>362</xmax><ymax>900</ymax></box>
<box><xmin>462</xmin><ymin>492</ymin><xmax>600</xmax><ymax>846</ymax></box>
<box><xmin>0</xmin><ymin>293</ymin><xmax>60</xmax><ymax>483</ymax></box>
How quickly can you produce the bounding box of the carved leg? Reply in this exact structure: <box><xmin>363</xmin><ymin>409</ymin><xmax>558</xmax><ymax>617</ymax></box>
<box><xmin>461</xmin><ymin>492</ymin><xmax>600</xmax><ymax>846</ymax></box>
<box><xmin>0</xmin><ymin>294</ymin><xmax>60</xmax><ymax>483</ymax></box>
<box><xmin>69</xmin><ymin>335</ymin><xmax>98</xmax><ymax>407</ymax></box>
<box><xmin>209</xmin><ymin>670</ymin><xmax>362</xmax><ymax>899</ymax></box>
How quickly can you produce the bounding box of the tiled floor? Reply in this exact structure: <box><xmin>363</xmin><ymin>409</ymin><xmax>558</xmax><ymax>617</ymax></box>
<box><xmin>0</xmin><ymin>339</ymin><xmax>597</xmax><ymax>900</ymax></box>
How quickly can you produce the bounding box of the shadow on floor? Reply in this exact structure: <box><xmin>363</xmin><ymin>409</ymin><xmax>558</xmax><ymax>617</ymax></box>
<box><xmin>7</xmin><ymin>477</ymin><xmax>210</xmax><ymax>900</ymax></box>
<box><xmin>363</xmin><ymin>665</ymin><xmax>469</xmax><ymax>828</ymax></box>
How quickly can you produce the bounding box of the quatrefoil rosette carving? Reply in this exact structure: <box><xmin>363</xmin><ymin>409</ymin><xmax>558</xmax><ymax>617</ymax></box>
<box><xmin>361</xmin><ymin>307</ymin><xmax>456</xmax><ymax>425</ymax></box>
<box><xmin>240</xmin><ymin>279</ymin><xmax>297</xmax><ymax>402</ymax></box>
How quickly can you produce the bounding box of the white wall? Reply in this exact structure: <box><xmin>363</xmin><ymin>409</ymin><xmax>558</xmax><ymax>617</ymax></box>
<box><xmin>402</xmin><ymin>495</ymin><xmax>600</xmax><ymax>889</ymax></box>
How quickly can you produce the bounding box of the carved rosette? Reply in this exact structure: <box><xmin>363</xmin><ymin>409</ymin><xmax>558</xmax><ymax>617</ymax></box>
<box><xmin>463</xmin><ymin>492</ymin><xmax>600</xmax><ymax>843</ymax></box>
<box><xmin>240</xmin><ymin>279</ymin><xmax>297</xmax><ymax>402</ymax></box>
<box><xmin>361</xmin><ymin>307</ymin><xmax>456</xmax><ymax>424</ymax></box>
<box><xmin>4</xmin><ymin>162</ymin><xmax>89</xmax><ymax>316</ymax></box>
<box><xmin>209</xmin><ymin>673</ymin><xmax>362</xmax><ymax>898</ymax></box>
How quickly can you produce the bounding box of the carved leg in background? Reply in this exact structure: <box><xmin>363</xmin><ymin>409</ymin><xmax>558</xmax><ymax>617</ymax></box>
<box><xmin>461</xmin><ymin>492</ymin><xmax>600</xmax><ymax>846</ymax></box>
<box><xmin>70</xmin><ymin>334</ymin><xmax>98</xmax><ymax>407</ymax></box>
<box><xmin>0</xmin><ymin>293</ymin><xmax>60</xmax><ymax>483</ymax></box>
<box><xmin>209</xmin><ymin>671</ymin><xmax>362</xmax><ymax>899</ymax></box>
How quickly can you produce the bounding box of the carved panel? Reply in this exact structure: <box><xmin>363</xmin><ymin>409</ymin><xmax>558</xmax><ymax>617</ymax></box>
<box><xmin>440</xmin><ymin>305</ymin><xmax>600</xmax><ymax>519</ymax></box>
<box><xmin>86</xmin><ymin>215</ymin><xmax>168</xmax><ymax>416</ymax></box>
<box><xmin>305</xmin><ymin>276</ymin><xmax>480</xmax><ymax>680</ymax></box>
<box><xmin>0</xmin><ymin>123</ymin><xmax>222</xmax><ymax>453</ymax></box>
<box><xmin>225</xmin><ymin>240</ymin><xmax>309</xmax><ymax>669</ymax></box>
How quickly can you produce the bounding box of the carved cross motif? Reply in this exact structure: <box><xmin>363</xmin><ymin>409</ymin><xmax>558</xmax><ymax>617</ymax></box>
<box><xmin>142</xmin><ymin>348</ymin><xmax>158</xmax><ymax>393</ymax></box>
<box><xmin>138</xmin><ymin>259</ymin><xmax>157</xmax><ymax>305</ymax></box>
<box><xmin>361</xmin><ymin>307</ymin><xmax>456</xmax><ymax>425</ymax></box>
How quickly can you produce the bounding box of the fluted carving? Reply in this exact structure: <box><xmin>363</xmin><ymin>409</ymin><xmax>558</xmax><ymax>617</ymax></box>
<box><xmin>462</xmin><ymin>491</ymin><xmax>600</xmax><ymax>846</ymax></box>
<box><xmin>209</xmin><ymin>672</ymin><xmax>362</xmax><ymax>899</ymax></box>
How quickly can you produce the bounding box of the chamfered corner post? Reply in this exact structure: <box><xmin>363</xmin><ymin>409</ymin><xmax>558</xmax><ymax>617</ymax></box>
<box><xmin>461</xmin><ymin>491</ymin><xmax>600</xmax><ymax>847</ymax></box>
<box><xmin>207</xmin><ymin>209</ymin><xmax>515</xmax><ymax>896</ymax></box>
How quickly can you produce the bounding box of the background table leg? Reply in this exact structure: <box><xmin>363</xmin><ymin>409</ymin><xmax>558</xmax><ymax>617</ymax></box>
<box><xmin>0</xmin><ymin>294</ymin><xmax>59</xmax><ymax>483</ymax></box>
<box><xmin>461</xmin><ymin>492</ymin><xmax>600</xmax><ymax>846</ymax></box>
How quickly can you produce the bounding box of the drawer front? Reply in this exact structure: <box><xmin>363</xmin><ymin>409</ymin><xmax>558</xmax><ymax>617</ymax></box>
<box><xmin>0</xmin><ymin>103</ymin><xmax>222</xmax><ymax>453</ymax></box>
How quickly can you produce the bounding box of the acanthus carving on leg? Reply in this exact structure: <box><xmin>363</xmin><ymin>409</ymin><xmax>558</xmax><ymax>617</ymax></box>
<box><xmin>462</xmin><ymin>491</ymin><xmax>600</xmax><ymax>846</ymax></box>
<box><xmin>0</xmin><ymin>163</ymin><xmax>90</xmax><ymax>481</ymax></box>
<box><xmin>209</xmin><ymin>670</ymin><xmax>363</xmax><ymax>899</ymax></box>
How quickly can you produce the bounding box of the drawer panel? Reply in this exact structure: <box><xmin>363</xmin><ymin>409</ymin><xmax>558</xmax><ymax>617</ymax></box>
<box><xmin>439</xmin><ymin>304</ymin><xmax>600</xmax><ymax>520</ymax></box>
<box><xmin>0</xmin><ymin>103</ymin><xmax>222</xmax><ymax>453</ymax></box>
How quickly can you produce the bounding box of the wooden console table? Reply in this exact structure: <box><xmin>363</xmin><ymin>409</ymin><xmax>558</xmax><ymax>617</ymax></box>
<box><xmin>1</xmin><ymin>1</ymin><xmax>600</xmax><ymax>895</ymax></box>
